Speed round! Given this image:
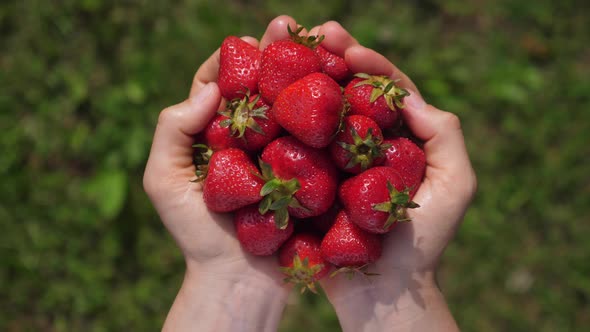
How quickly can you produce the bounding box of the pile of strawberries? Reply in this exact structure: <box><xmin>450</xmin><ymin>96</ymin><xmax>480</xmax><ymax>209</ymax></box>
<box><xmin>194</xmin><ymin>26</ymin><xmax>426</xmax><ymax>292</ymax></box>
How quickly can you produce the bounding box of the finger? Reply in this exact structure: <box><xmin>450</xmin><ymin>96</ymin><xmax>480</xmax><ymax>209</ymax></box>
<box><xmin>308</xmin><ymin>25</ymin><xmax>321</xmax><ymax>37</ymax></box>
<box><xmin>402</xmin><ymin>90</ymin><xmax>476</xmax><ymax>196</ymax></box>
<box><xmin>259</xmin><ymin>15</ymin><xmax>297</xmax><ymax>50</ymax></box>
<box><xmin>297</xmin><ymin>25</ymin><xmax>309</xmax><ymax>36</ymax></box>
<box><xmin>189</xmin><ymin>37</ymin><xmax>260</xmax><ymax>98</ymax></box>
<box><xmin>345</xmin><ymin>45</ymin><xmax>419</xmax><ymax>95</ymax></box>
<box><xmin>317</xmin><ymin>21</ymin><xmax>359</xmax><ymax>57</ymax></box>
<box><xmin>144</xmin><ymin>83</ymin><xmax>221</xmax><ymax>195</ymax></box>
<box><xmin>189</xmin><ymin>50</ymin><xmax>221</xmax><ymax>98</ymax></box>
<box><xmin>392</xmin><ymin>93</ymin><xmax>476</xmax><ymax>263</ymax></box>
<box><xmin>241</xmin><ymin>36</ymin><xmax>259</xmax><ymax>48</ymax></box>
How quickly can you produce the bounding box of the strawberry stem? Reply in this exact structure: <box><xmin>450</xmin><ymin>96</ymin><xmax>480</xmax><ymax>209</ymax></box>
<box><xmin>258</xmin><ymin>159</ymin><xmax>307</xmax><ymax>229</ymax></box>
<box><xmin>218</xmin><ymin>90</ymin><xmax>269</xmax><ymax>139</ymax></box>
<box><xmin>280</xmin><ymin>255</ymin><xmax>324</xmax><ymax>294</ymax></box>
<box><xmin>329</xmin><ymin>263</ymin><xmax>379</xmax><ymax>279</ymax></box>
<box><xmin>372</xmin><ymin>181</ymin><xmax>420</xmax><ymax>230</ymax></box>
<box><xmin>337</xmin><ymin>127</ymin><xmax>387</xmax><ymax>172</ymax></box>
<box><xmin>353</xmin><ymin>73</ymin><xmax>410</xmax><ymax>111</ymax></box>
<box><xmin>287</xmin><ymin>25</ymin><xmax>325</xmax><ymax>49</ymax></box>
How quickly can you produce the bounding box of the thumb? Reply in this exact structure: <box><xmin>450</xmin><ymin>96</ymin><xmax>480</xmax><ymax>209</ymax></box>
<box><xmin>401</xmin><ymin>90</ymin><xmax>477</xmax><ymax>201</ymax></box>
<box><xmin>144</xmin><ymin>83</ymin><xmax>221</xmax><ymax>197</ymax></box>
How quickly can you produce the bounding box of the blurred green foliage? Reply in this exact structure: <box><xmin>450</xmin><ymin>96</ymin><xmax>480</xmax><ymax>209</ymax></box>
<box><xmin>1</xmin><ymin>0</ymin><xmax>589</xmax><ymax>331</ymax></box>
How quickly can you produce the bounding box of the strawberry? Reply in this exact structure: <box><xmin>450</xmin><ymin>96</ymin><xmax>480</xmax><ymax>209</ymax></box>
<box><xmin>205</xmin><ymin>92</ymin><xmax>281</xmax><ymax>152</ymax></box>
<box><xmin>279</xmin><ymin>233</ymin><xmax>331</xmax><ymax>293</ymax></box>
<box><xmin>202</xmin><ymin>148</ymin><xmax>264</xmax><ymax>212</ymax></box>
<box><xmin>320</xmin><ymin>210</ymin><xmax>382</xmax><ymax>268</ymax></box>
<box><xmin>315</xmin><ymin>45</ymin><xmax>352</xmax><ymax>84</ymax></box>
<box><xmin>329</xmin><ymin>115</ymin><xmax>388</xmax><ymax>174</ymax></box>
<box><xmin>258</xmin><ymin>136</ymin><xmax>339</xmax><ymax>228</ymax></box>
<box><xmin>203</xmin><ymin>115</ymin><xmax>243</xmax><ymax>152</ymax></box>
<box><xmin>382</xmin><ymin>137</ymin><xmax>426</xmax><ymax>197</ymax></box>
<box><xmin>344</xmin><ymin>73</ymin><xmax>410</xmax><ymax>129</ymax></box>
<box><xmin>258</xmin><ymin>26</ymin><xmax>323</xmax><ymax>105</ymax></box>
<box><xmin>235</xmin><ymin>205</ymin><xmax>294</xmax><ymax>256</ymax></box>
<box><xmin>339</xmin><ymin>166</ymin><xmax>419</xmax><ymax>234</ymax></box>
<box><xmin>273</xmin><ymin>72</ymin><xmax>344</xmax><ymax>148</ymax></box>
<box><xmin>218</xmin><ymin>36</ymin><xmax>262</xmax><ymax>100</ymax></box>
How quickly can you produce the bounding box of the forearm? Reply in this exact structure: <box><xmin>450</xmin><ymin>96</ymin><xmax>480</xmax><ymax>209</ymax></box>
<box><xmin>163</xmin><ymin>267</ymin><xmax>290</xmax><ymax>332</ymax></box>
<box><xmin>322</xmin><ymin>271</ymin><xmax>459</xmax><ymax>332</ymax></box>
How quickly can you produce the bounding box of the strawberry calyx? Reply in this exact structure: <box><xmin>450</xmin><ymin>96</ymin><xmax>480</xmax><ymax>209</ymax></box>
<box><xmin>218</xmin><ymin>91</ymin><xmax>269</xmax><ymax>139</ymax></box>
<box><xmin>329</xmin><ymin>263</ymin><xmax>380</xmax><ymax>280</ymax></box>
<box><xmin>332</xmin><ymin>91</ymin><xmax>350</xmax><ymax>139</ymax></box>
<box><xmin>337</xmin><ymin>127</ymin><xmax>390</xmax><ymax>171</ymax></box>
<box><xmin>372</xmin><ymin>181</ymin><xmax>420</xmax><ymax>230</ymax></box>
<box><xmin>280</xmin><ymin>254</ymin><xmax>324</xmax><ymax>294</ymax></box>
<box><xmin>353</xmin><ymin>73</ymin><xmax>410</xmax><ymax>110</ymax></box>
<box><xmin>191</xmin><ymin>143</ymin><xmax>213</xmax><ymax>182</ymax></box>
<box><xmin>287</xmin><ymin>25</ymin><xmax>325</xmax><ymax>49</ymax></box>
<box><xmin>257</xmin><ymin>159</ymin><xmax>307</xmax><ymax>229</ymax></box>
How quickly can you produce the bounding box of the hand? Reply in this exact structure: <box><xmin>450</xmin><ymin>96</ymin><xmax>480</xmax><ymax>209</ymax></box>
<box><xmin>143</xmin><ymin>15</ymin><xmax>304</xmax><ymax>332</ymax></box>
<box><xmin>312</xmin><ymin>22</ymin><xmax>477</xmax><ymax>331</ymax></box>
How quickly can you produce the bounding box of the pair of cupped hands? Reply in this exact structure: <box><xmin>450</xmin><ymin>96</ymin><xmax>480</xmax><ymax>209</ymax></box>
<box><xmin>144</xmin><ymin>15</ymin><xmax>476</xmax><ymax>332</ymax></box>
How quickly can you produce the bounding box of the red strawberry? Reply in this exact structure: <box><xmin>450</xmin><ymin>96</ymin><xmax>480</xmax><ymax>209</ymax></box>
<box><xmin>203</xmin><ymin>148</ymin><xmax>264</xmax><ymax>212</ymax></box>
<box><xmin>344</xmin><ymin>73</ymin><xmax>410</xmax><ymax>129</ymax></box>
<box><xmin>339</xmin><ymin>166</ymin><xmax>419</xmax><ymax>234</ymax></box>
<box><xmin>329</xmin><ymin>115</ymin><xmax>388</xmax><ymax>174</ymax></box>
<box><xmin>259</xmin><ymin>136</ymin><xmax>339</xmax><ymax>227</ymax></box>
<box><xmin>218</xmin><ymin>36</ymin><xmax>261</xmax><ymax>100</ymax></box>
<box><xmin>235</xmin><ymin>205</ymin><xmax>294</xmax><ymax>256</ymax></box>
<box><xmin>279</xmin><ymin>233</ymin><xmax>331</xmax><ymax>293</ymax></box>
<box><xmin>315</xmin><ymin>45</ymin><xmax>351</xmax><ymax>83</ymax></box>
<box><xmin>258</xmin><ymin>26</ymin><xmax>322</xmax><ymax>104</ymax></box>
<box><xmin>320</xmin><ymin>210</ymin><xmax>382</xmax><ymax>268</ymax></box>
<box><xmin>205</xmin><ymin>92</ymin><xmax>281</xmax><ymax>152</ymax></box>
<box><xmin>273</xmin><ymin>72</ymin><xmax>344</xmax><ymax>148</ymax></box>
<box><xmin>382</xmin><ymin>137</ymin><xmax>426</xmax><ymax>197</ymax></box>
<box><xmin>203</xmin><ymin>115</ymin><xmax>243</xmax><ymax>151</ymax></box>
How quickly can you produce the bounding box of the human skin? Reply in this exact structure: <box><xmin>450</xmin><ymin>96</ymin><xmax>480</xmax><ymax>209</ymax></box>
<box><xmin>143</xmin><ymin>16</ymin><xmax>300</xmax><ymax>332</ymax></box>
<box><xmin>143</xmin><ymin>15</ymin><xmax>476</xmax><ymax>332</ymax></box>
<box><xmin>310</xmin><ymin>21</ymin><xmax>477</xmax><ymax>331</ymax></box>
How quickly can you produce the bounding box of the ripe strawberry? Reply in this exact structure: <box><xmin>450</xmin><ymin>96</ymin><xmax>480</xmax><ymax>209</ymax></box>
<box><xmin>205</xmin><ymin>92</ymin><xmax>281</xmax><ymax>152</ymax></box>
<box><xmin>382</xmin><ymin>137</ymin><xmax>426</xmax><ymax>197</ymax></box>
<box><xmin>315</xmin><ymin>45</ymin><xmax>352</xmax><ymax>84</ymax></box>
<box><xmin>320</xmin><ymin>210</ymin><xmax>382</xmax><ymax>268</ymax></box>
<box><xmin>279</xmin><ymin>233</ymin><xmax>331</xmax><ymax>293</ymax></box>
<box><xmin>259</xmin><ymin>136</ymin><xmax>339</xmax><ymax>228</ymax></box>
<box><xmin>344</xmin><ymin>73</ymin><xmax>410</xmax><ymax>129</ymax></box>
<box><xmin>329</xmin><ymin>115</ymin><xmax>388</xmax><ymax>174</ymax></box>
<box><xmin>202</xmin><ymin>148</ymin><xmax>264</xmax><ymax>212</ymax></box>
<box><xmin>339</xmin><ymin>166</ymin><xmax>419</xmax><ymax>234</ymax></box>
<box><xmin>258</xmin><ymin>26</ymin><xmax>323</xmax><ymax>104</ymax></box>
<box><xmin>218</xmin><ymin>36</ymin><xmax>261</xmax><ymax>100</ymax></box>
<box><xmin>273</xmin><ymin>72</ymin><xmax>344</xmax><ymax>148</ymax></box>
<box><xmin>203</xmin><ymin>115</ymin><xmax>243</xmax><ymax>152</ymax></box>
<box><xmin>235</xmin><ymin>205</ymin><xmax>294</xmax><ymax>256</ymax></box>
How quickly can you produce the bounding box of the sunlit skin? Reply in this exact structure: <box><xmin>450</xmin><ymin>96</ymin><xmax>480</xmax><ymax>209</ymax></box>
<box><xmin>144</xmin><ymin>15</ymin><xmax>476</xmax><ymax>332</ymax></box>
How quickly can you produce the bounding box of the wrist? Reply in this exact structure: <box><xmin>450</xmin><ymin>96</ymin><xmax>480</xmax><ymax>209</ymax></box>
<box><xmin>321</xmin><ymin>269</ymin><xmax>452</xmax><ymax>331</ymax></box>
<box><xmin>163</xmin><ymin>259</ymin><xmax>291</xmax><ymax>332</ymax></box>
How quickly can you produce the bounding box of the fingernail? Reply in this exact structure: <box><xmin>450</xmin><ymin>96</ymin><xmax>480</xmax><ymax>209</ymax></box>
<box><xmin>190</xmin><ymin>83</ymin><xmax>215</xmax><ymax>106</ymax></box>
<box><xmin>404</xmin><ymin>89</ymin><xmax>426</xmax><ymax>110</ymax></box>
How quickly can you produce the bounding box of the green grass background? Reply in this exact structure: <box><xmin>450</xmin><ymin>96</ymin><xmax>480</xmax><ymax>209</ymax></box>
<box><xmin>2</xmin><ymin>0</ymin><xmax>589</xmax><ymax>331</ymax></box>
